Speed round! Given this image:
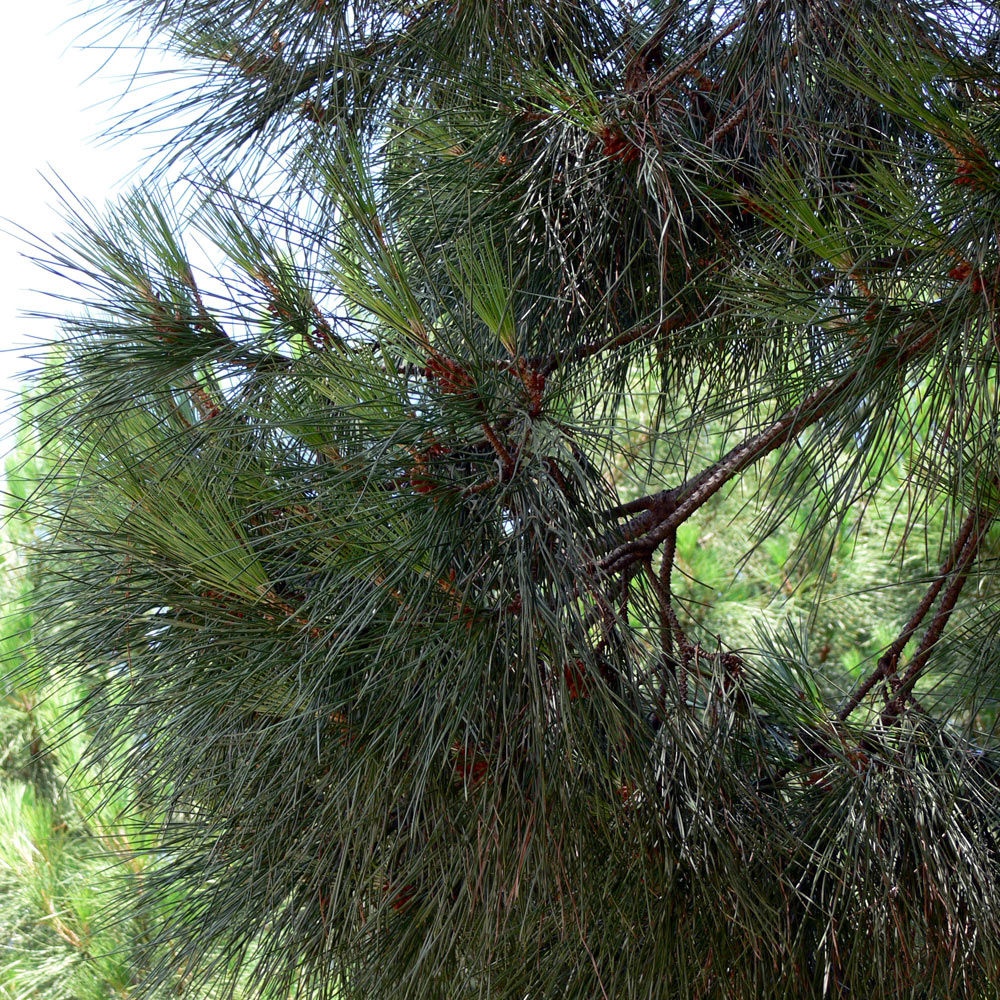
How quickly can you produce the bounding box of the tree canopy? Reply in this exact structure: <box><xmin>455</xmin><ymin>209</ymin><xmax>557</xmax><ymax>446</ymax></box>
<box><xmin>17</xmin><ymin>0</ymin><xmax>1000</xmax><ymax>997</ymax></box>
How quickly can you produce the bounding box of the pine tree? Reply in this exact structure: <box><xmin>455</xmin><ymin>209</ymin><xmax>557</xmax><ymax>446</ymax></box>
<box><xmin>18</xmin><ymin>0</ymin><xmax>1000</xmax><ymax>996</ymax></box>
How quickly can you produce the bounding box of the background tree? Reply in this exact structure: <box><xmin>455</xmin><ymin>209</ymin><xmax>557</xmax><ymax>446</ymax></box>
<box><xmin>17</xmin><ymin>0</ymin><xmax>1000</xmax><ymax>996</ymax></box>
<box><xmin>0</xmin><ymin>407</ymin><xmax>269</xmax><ymax>1000</ymax></box>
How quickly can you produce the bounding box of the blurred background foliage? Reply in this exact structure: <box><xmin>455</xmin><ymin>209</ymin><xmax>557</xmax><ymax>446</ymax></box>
<box><xmin>0</xmin><ymin>411</ymin><xmax>266</xmax><ymax>1000</ymax></box>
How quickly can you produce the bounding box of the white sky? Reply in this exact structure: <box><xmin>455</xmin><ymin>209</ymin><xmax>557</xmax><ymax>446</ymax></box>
<box><xmin>0</xmin><ymin>3</ymin><xmax>176</xmax><ymax>455</ymax></box>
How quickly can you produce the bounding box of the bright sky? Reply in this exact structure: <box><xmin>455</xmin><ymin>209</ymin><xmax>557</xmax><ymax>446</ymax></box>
<box><xmin>0</xmin><ymin>3</ymin><xmax>176</xmax><ymax>455</ymax></box>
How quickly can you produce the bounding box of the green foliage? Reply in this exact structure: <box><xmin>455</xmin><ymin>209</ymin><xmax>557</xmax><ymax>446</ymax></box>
<box><xmin>13</xmin><ymin>0</ymin><xmax>1000</xmax><ymax>998</ymax></box>
<box><xmin>0</xmin><ymin>414</ymin><xmax>272</xmax><ymax>1000</ymax></box>
<box><xmin>0</xmin><ymin>426</ymin><xmax>141</xmax><ymax>1000</ymax></box>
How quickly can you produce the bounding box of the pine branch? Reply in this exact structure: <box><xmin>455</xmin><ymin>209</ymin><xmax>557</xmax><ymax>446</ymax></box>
<box><xmin>878</xmin><ymin>509</ymin><xmax>994</xmax><ymax>726</ymax></box>
<box><xmin>532</xmin><ymin>315</ymin><xmax>690</xmax><ymax>377</ymax></box>
<box><xmin>646</xmin><ymin>4</ymin><xmax>762</xmax><ymax>98</ymax></box>
<box><xmin>600</xmin><ymin>307</ymin><xmax>945</xmax><ymax>574</ymax></box>
<box><xmin>836</xmin><ymin>505</ymin><xmax>982</xmax><ymax>722</ymax></box>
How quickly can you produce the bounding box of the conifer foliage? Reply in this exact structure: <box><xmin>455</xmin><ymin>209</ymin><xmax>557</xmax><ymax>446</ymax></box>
<box><xmin>21</xmin><ymin>0</ymin><xmax>1000</xmax><ymax>996</ymax></box>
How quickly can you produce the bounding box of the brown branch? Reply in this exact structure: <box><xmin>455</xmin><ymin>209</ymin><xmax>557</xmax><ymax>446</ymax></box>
<box><xmin>648</xmin><ymin>5</ymin><xmax>762</xmax><ymax>97</ymax></box>
<box><xmin>624</xmin><ymin>0</ymin><xmax>683</xmax><ymax>90</ymax></box>
<box><xmin>811</xmin><ymin>250</ymin><xmax>918</xmax><ymax>292</ymax></box>
<box><xmin>658</xmin><ymin>532</ymin><xmax>677</xmax><ymax>664</ymax></box>
<box><xmin>755</xmin><ymin>503</ymin><xmax>988</xmax><ymax>795</ymax></box>
<box><xmin>836</xmin><ymin>506</ymin><xmax>982</xmax><ymax>721</ymax></box>
<box><xmin>878</xmin><ymin>510</ymin><xmax>994</xmax><ymax>727</ymax></box>
<box><xmin>531</xmin><ymin>314</ymin><xmax>689</xmax><ymax>377</ymax></box>
<box><xmin>600</xmin><ymin>372</ymin><xmax>855</xmax><ymax>573</ymax></box>
<box><xmin>642</xmin><ymin>554</ymin><xmax>674</xmax><ymax>677</ymax></box>
<box><xmin>642</xmin><ymin>528</ymin><xmax>699</xmax><ymax>721</ymax></box>
<box><xmin>600</xmin><ymin>309</ymin><xmax>944</xmax><ymax>574</ymax></box>
<box><xmin>706</xmin><ymin>100</ymin><xmax>752</xmax><ymax>146</ymax></box>
<box><xmin>480</xmin><ymin>420</ymin><xmax>515</xmax><ymax>473</ymax></box>
<box><xmin>136</xmin><ymin>272</ymin><xmax>293</xmax><ymax>373</ymax></box>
